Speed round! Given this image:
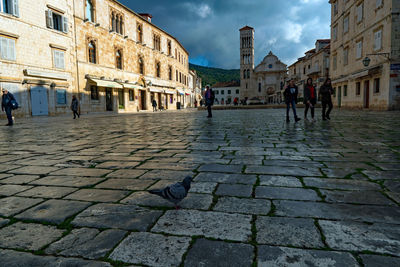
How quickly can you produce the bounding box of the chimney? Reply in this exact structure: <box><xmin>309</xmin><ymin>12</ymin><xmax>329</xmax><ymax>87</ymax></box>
<box><xmin>139</xmin><ymin>13</ymin><xmax>152</xmax><ymax>23</ymax></box>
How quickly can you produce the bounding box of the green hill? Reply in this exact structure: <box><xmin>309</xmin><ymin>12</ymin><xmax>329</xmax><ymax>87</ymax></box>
<box><xmin>189</xmin><ymin>63</ymin><xmax>240</xmax><ymax>87</ymax></box>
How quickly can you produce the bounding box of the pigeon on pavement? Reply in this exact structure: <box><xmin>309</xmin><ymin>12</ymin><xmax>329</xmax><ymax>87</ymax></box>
<box><xmin>148</xmin><ymin>176</ymin><xmax>193</xmax><ymax>209</ymax></box>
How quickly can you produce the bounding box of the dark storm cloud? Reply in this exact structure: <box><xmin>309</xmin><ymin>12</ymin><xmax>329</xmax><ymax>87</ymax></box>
<box><xmin>118</xmin><ymin>0</ymin><xmax>331</xmax><ymax>69</ymax></box>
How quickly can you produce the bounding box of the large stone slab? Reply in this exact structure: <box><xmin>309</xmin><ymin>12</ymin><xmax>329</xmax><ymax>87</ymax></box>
<box><xmin>30</xmin><ymin>176</ymin><xmax>104</xmax><ymax>187</ymax></box>
<box><xmin>303</xmin><ymin>177</ymin><xmax>381</xmax><ymax>190</ymax></box>
<box><xmin>137</xmin><ymin>162</ymin><xmax>199</xmax><ymax>171</ymax></box>
<box><xmin>106</xmin><ymin>169</ymin><xmax>147</xmax><ymax>178</ymax></box>
<box><xmin>198</xmin><ymin>164</ymin><xmax>243</xmax><ymax>173</ymax></box>
<box><xmin>0</xmin><ymin>249</ymin><xmax>111</xmax><ymax>266</ymax></box>
<box><xmin>214</xmin><ymin>196</ymin><xmax>270</xmax><ymax>215</ymax></box>
<box><xmin>109</xmin><ymin>232</ymin><xmax>191</xmax><ymax>267</ymax></box>
<box><xmin>195</xmin><ymin>172</ymin><xmax>257</xmax><ymax>185</ymax></box>
<box><xmin>360</xmin><ymin>254</ymin><xmax>400</xmax><ymax>267</ymax></box>
<box><xmin>8</xmin><ymin>166</ymin><xmax>60</xmax><ymax>175</ymax></box>
<box><xmin>64</xmin><ymin>189</ymin><xmax>130</xmax><ymax>202</ymax></box>
<box><xmin>184</xmin><ymin>238</ymin><xmax>254</xmax><ymax>267</ymax></box>
<box><xmin>362</xmin><ymin>170</ymin><xmax>399</xmax><ymax>180</ymax></box>
<box><xmin>190</xmin><ymin>182</ymin><xmax>217</xmax><ymax>193</ymax></box>
<box><xmin>321</xmin><ymin>190</ymin><xmax>395</xmax><ymax>205</ymax></box>
<box><xmin>152</xmin><ymin>210</ymin><xmax>252</xmax><ymax>242</ymax></box>
<box><xmin>72</xmin><ymin>203</ymin><xmax>162</xmax><ymax>230</ymax></box>
<box><xmin>256</xmin><ymin>186</ymin><xmax>321</xmax><ymax>201</ymax></box>
<box><xmin>46</xmin><ymin>228</ymin><xmax>127</xmax><ymax>259</ymax></box>
<box><xmin>139</xmin><ymin>169</ymin><xmax>193</xmax><ymax>180</ymax></box>
<box><xmin>15</xmin><ymin>199</ymin><xmax>91</xmax><ymax>224</ymax></box>
<box><xmin>246</xmin><ymin>165</ymin><xmax>322</xmax><ymax>176</ymax></box>
<box><xmin>17</xmin><ymin>186</ymin><xmax>78</xmax><ymax>198</ymax></box>
<box><xmin>275</xmin><ymin>200</ymin><xmax>400</xmax><ymax>224</ymax></box>
<box><xmin>95</xmin><ymin>179</ymin><xmax>154</xmax><ymax>190</ymax></box>
<box><xmin>0</xmin><ymin>222</ymin><xmax>63</xmax><ymax>250</ymax></box>
<box><xmin>0</xmin><ymin>218</ymin><xmax>9</xmax><ymax>228</ymax></box>
<box><xmin>256</xmin><ymin>216</ymin><xmax>324</xmax><ymax>248</ymax></box>
<box><xmin>0</xmin><ymin>175</ymin><xmax>40</xmax><ymax>184</ymax></box>
<box><xmin>319</xmin><ymin>220</ymin><xmax>400</xmax><ymax>256</ymax></box>
<box><xmin>384</xmin><ymin>180</ymin><xmax>400</xmax><ymax>193</ymax></box>
<box><xmin>216</xmin><ymin>184</ymin><xmax>253</xmax><ymax>197</ymax></box>
<box><xmin>259</xmin><ymin>175</ymin><xmax>303</xmax><ymax>187</ymax></box>
<box><xmin>0</xmin><ymin>184</ymin><xmax>32</xmax><ymax>196</ymax></box>
<box><xmin>49</xmin><ymin>167</ymin><xmax>112</xmax><ymax>177</ymax></box>
<box><xmin>95</xmin><ymin>161</ymin><xmax>140</xmax><ymax>169</ymax></box>
<box><xmin>257</xmin><ymin>245</ymin><xmax>358</xmax><ymax>266</ymax></box>
<box><xmin>0</xmin><ymin>196</ymin><xmax>43</xmax><ymax>216</ymax></box>
<box><xmin>121</xmin><ymin>191</ymin><xmax>212</xmax><ymax>210</ymax></box>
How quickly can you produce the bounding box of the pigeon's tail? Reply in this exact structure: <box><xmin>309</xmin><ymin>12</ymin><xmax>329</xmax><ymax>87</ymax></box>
<box><xmin>148</xmin><ymin>189</ymin><xmax>164</xmax><ymax>197</ymax></box>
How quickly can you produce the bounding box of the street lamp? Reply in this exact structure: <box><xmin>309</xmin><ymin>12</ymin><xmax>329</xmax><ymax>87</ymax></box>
<box><xmin>362</xmin><ymin>53</ymin><xmax>390</xmax><ymax>67</ymax></box>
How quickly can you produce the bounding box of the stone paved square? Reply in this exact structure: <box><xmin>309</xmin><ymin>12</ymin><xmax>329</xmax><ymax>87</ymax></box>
<box><xmin>0</xmin><ymin>110</ymin><xmax>399</xmax><ymax>266</ymax></box>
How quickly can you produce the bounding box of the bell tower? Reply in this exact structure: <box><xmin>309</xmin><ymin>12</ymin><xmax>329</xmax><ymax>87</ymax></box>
<box><xmin>239</xmin><ymin>26</ymin><xmax>254</xmax><ymax>100</ymax></box>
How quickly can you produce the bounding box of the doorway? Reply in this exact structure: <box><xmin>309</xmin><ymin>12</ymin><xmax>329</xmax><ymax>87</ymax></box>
<box><xmin>106</xmin><ymin>88</ymin><xmax>113</xmax><ymax>111</ymax></box>
<box><xmin>338</xmin><ymin>86</ymin><xmax>342</xmax><ymax>108</ymax></box>
<box><xmin>118</xmin><ymin>89</ymin><xmax>124</xmax><ymax>110</ymax></box>
<box><xmin>364</xmin><ymin>81</ymin><xmax>370</xmax><ymax>108</ymax></box>
<box><xmin>165</xmin><ymin>94</ymin><xmax>169</xmax><ymax>109</ymax></box>
<box><xmin>139</xmin><ymin>90</ymin><xmax>146</xmax><ymax>110</ymax></box>
<box><xmin>30</xmin><ymin>86</ymin><xmax>49</xmax><ymax>116</ymax></box>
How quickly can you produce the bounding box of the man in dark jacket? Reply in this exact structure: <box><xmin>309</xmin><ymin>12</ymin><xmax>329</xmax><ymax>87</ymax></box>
<box><xmin>303</xmin><ymin>78</ymin><xmax>317</xmax><ymax>121</ymax></box>
<box><xmin>1</xmin><ymin>89</ymin><xmax>15</xmax><ymax>126</ymax></box>
<box><xmin>70</xmin><ymin>95</ymin><xmax>80</xmax><ymax>119</ymax></box>
<box><xmin>204</xmin><ymin>85</ymin><xmax>215</xmax><ymax>118</ymax></box>
<box><xmin>284</xmin><ymin>80</ymin><xmax>301</xmax><ymax>123</ymax></box>
<box><xmin>152</xmin><ymin>99</ymin><xmax>157</xmax><ymax>112</ymax></box>
<box><xmin>319</xmin><ymin>78</ymin><xmax>334</xmax><ymax>120</ymax></box>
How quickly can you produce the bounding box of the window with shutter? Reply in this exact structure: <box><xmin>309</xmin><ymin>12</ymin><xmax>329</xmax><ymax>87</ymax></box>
<box><xmin>46</xmin><ymin>10</ymin><xmax>53</xmax><ymax>29</ymax></box>
<box><xmin>62</xmin><ymin>16</ymin><xmax>68</xmax><ymax>33</ymax></box>
<box><xmin>1</xmin><ymin>0</ymin><xmax>18</xmax><ymax>15</ymax></box>
<box><xmin>356</xmin><ymin>41</ymin><xmax>362</xmax><ymax>59</ymax></box>
<box><xmin>376</xmin><ymin>0</ymin><xmax>383</xmax><ymax>8</ymax></box>
<box><xmin>356</xmin><ymin>3</ymin><xmax>363</xmax><ymax>23</ymax></box>
<box><xmin>0</xmin><ymin>36</ymin><xmax>16</xmax><ymax>61</ymax></box>
<box><xmin>374</xmin><ymin>30</ymin><xmax>382</xmax><ymax>51</ymax></box>
<box><xmin>53</xmin><ymin>50</ymin><xmax>65</xmax><ymax>69</ymax></box>
<box><xmin>12</xmin><ymin>0</ymin><xmax>18</xmax><ymax>16</ymax></box>
<box><xmin>343</xmin><ymin>16</ymin><xmax>349</xmax><ymax>33</ymax></box>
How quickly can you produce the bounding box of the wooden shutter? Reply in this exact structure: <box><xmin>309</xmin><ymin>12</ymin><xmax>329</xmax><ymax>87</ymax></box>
<box><xmin>0</xmin><ymin>37</ymin><xmax>6</xmax><ymax>60</ymax></box>
<box><xmin>12</xmin><ymin>0</ymin><xmax>19</xmax><ymax>17</ymax></box>
<box><xmin>62</xmin><ymin>16</ymin><xmax>68</xmax><ymax>33</ymax></box>
<box><xmin>46</xmin><ymin>9</ymin><xmax>53</xmax><ymax>29</ymax></box>
<box><xmin>8</xmin><ymin>38</ymin><xmax>16</xmax><ymax>60</ymax></box>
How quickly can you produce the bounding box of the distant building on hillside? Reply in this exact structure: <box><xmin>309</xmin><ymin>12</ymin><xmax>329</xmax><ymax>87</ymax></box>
<box><xmin>239</xmin><ymin>26</ymin><xmax>287</xmax><ymax>104</ymax></box>
<box><xmin>212</xmin><ymin>81</ymin><xmax>240</xmax><ymax>105</ymax></box>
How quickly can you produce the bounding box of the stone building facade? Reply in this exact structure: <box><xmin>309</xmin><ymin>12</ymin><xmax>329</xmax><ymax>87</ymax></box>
<box><xmin>288</xmin><ymin>39</ymin><xmax>330</xmax><ymax>101</ymax></box>
<box><xmin>239</xmin><ymin>26</ymin><xmax>287</xmax><ymax>104</ymax></box>
<box><xmin>0</xmin><ymin>0</ymin><xmax>76</xmax><ymax>116</ymax></box>
<box><xmin>212</xmin><ymin>81</ymin><xmax>240</xmax><ymax>105</ymax></box>
<box><xmin>0</xmin><ymin>0</ymin><xmax>190</xmax><ymax>118</ymax></box>
<box><xmin>329</xmin><ymin>0</ymin><xmax>400</xmax><ymax>110</ymax></box>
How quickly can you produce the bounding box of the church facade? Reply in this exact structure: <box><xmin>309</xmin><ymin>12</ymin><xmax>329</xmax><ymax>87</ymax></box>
<box><xmin>239</xmin><ymin>26</ymin><xmax>287</xmax><ymax>104</ymax></box>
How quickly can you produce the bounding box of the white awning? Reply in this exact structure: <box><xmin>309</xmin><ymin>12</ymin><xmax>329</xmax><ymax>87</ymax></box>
<box><xmin>350</xmin><ymin>70</ymin><xmax>369</xmax><ymax>80</ymax></box>
<box><xmin>121</xmin><ymin>83</ymin><xmax>140</xmax><ymax>89</ymax></box>
<box><xmin>89</xmin><ymin>78</ymin><xmax>123</xmax><ymax>89</ymax></box>
<box><xmin>177</xmin><ymin>89</ymin><xmax>185</xmax><ymax>95</ymax></box>
<box><xmin>149</xmin><ymin>87</ymin><xmax>164</xmax><ymax>93</ymax></box>
<box><xmin>165</xmin><ymin>89</ymin><xmax>176</xmax><ymax>94</ymax></box>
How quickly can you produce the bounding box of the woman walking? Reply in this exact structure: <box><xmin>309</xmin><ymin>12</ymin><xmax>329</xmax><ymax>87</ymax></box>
<box><xmin>204</xmin><ymin>85</ymin><xmax>215</xmax><ymax>118</ymax></box>
<box><xmin>71</xmin><ymin>95</ymin><xmax>80</xmax><ymax>119</ymax></box>
<box><xmin>284</xmin><ymin>80</ymin><xmax>301</xmax><ymax>123</ymax></box>
<box><xmin>319</xmin><ymin>78</ymin><xmax>334</xmax><ymax>120</ymax></box>
<box><xmin>304</xmin><ymin>78</ymin><xmax>317</xmax><ymax>121</ymax></box>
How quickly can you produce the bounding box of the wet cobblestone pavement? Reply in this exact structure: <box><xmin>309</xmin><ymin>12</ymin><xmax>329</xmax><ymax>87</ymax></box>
<box><xmin>0</xmin><ymin>109</ymin><xmax>399</xmax><ymax>266</ymax></box>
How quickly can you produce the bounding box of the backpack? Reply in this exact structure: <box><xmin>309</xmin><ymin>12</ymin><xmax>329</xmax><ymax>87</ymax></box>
<box><xmin>10</xmin><ymin>99</ymin><xmax>19</xmax><ymax>110</ymax></box>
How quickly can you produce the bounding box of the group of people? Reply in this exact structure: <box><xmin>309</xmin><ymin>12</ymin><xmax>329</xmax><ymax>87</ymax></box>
<box><xmin>284</xmin><ymin>77</ymin><xmax>334</xmax><ymax>123</ymax></box>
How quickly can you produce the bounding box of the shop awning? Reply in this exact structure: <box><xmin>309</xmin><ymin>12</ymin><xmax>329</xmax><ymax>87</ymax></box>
<box><xmin>149</xmin><ymin>87</ymin><xmax>164</xmax><ymax>93</ymax></box>
<box><xmin>121</xmin><ymin>83</ymin><xmax>141</xmax><ymax>89</ymax></box>
<box><xmin>89</xmin><ymin>78</ymin><xmax>123</xmax><ymax>89</ymax></box>
<box><xmin>165</xmin><ymin>89</ymin><xmax>176</xmax><ymax>94</ymax></box>
<box><xmin>185</xmin><ymin>92</ymin><xmax>191</xmax><ymax>95</ymax></box>
<box><xmin>177</xmin><ymin>89</ymin><xmax>185</xmax><ymax>95</ymax></box>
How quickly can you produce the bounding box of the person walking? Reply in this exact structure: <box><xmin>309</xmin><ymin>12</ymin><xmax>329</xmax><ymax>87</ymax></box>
<box><xmin>70</xmin><ymin>95</ymin><xmax>80</xmax><ymax>119</ymax></box>
<box><xmin>304</xmin><ymin>78</ymin><xmax>317</xmax><ymax>121</ymax></box>
<box><xmin>152</xmin><ymin>99</ymin><xmax>157</xmax><ymax>112</ymax></box>
<box><xmin>204</xmin><ymin>85</ymin><xmax>215</xmax><ymax>118</ymax></box>
<box><xmin>319</xmin><ymin>78</ymin><xmax>334</xmax><ymax>120</ymax></box>
<box><xmin>284</xmin><ymin>80</ymin><xmax>301</xmax><ymax>123</ymax></box>
<box><xmin>1</xmin><ymin>89</ymin><xmax>16</xmax><ymax>126</ymax></box>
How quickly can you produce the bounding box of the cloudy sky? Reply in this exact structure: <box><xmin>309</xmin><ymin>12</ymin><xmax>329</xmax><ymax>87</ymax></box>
<box><xmin>119</xmin><ymin>0</ymin><xmax>331</xmax><ymax>69</ymax></box>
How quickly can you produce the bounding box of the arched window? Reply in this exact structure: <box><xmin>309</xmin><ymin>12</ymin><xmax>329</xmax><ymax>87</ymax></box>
<box><xmin>116</xmin><ymin>50</ymin><xmax>122</xmax><ymax>69</ymax></box>
<box><xmin>258</xmin><ymin>83</ymin><xmax>261</xmax><ymax>92</ymax></box>
<box><xmin>86</xmin><ymin>0</ymin><xmax>94</xmax><ymax>22</ymax></box>
<box><xmin>111</xmin><ymin>12</ymin><xmax>116</xmax><ymax>32</ymax></box>
<box><xmin>168</xmin><ymin>66</ymin><xmax>172</xmax><ymax>80</ymax></box>
<box><xmin>137</xmin><ymin>24</ymin><xmax>143</xmax><ymax>43</ymax></box>
<box><xmin>176</xmin><ymin>70</ymin><xmax>178</xmax><ymax>81</ymax></box>
<box><xmin>156</xmin><ymin>61</ymin><xmax>161</xmax><ymax>78</ymax></box>
<box><xmin>247</xmin><ymin>69</ymin><xmax>250</xmax><ymax>79</ymax></box>
<box><xmin>88</xmin><ymin>41</ymin><xmax>96</xmax><ymax>64</ymax></box>
<box><xmin>119</xmin><ymin>16</ymin><xmax>124</xmax><ymax>35</ymax></box>
<box><xmin>243</xmin><ymin>70</ymin><xmax>246</xmax><ymax>79</ymax></box>
<box><xmin>167</xmin><ymin>40</ymin><xmax>171</xmax><ymax>56</ymax></box>
<box><xmin>116</xmin><ymin>15</ymin><xmax>120</xmax><ymax>33</ymax></box>
<box><xmin>138</xmin><ymin>56</ymin><xmax>144</xmax><ymax>74</ymax></box>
